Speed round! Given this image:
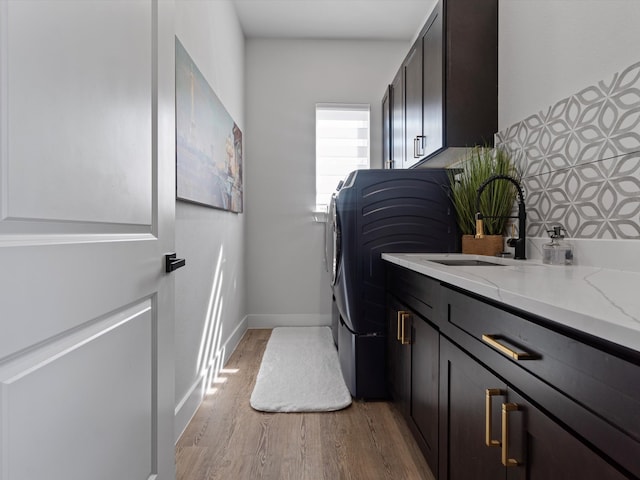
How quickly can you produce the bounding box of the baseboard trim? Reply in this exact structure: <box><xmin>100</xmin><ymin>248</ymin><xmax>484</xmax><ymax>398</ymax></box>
<box><xmin>247</xmin><ymin>313</ymin><xmax>331</xmax><ymax>329</ymax></box>
<box><xmin>174</xmin><ymin>315</ymin><xmax>248</xmax><ymax>443</ymax></box>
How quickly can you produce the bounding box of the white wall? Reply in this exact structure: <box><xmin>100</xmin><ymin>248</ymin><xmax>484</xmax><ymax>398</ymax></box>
<box><xmin>174</xmin><ymin>0</ymin><xmax>246</xmax><ymax>441</ymax></box>
<box><xmin>245</xmin><ymin>39</ymin><xmax>408</xmax><ymax>327</ymax></box>
<box><xmin>499</xmin><ymin>0</ymin><xmax>640</xmax><ymax>129</ymax></box>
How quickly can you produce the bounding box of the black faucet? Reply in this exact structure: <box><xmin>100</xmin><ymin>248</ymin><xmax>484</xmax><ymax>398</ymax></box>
<box><xmin>475</xmin><ymin>174</ymin><xmax>527</xmax><ymax>260</ymax></box>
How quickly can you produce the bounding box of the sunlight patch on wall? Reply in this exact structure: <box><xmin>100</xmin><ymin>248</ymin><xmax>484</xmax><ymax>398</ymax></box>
<box><xmin>196</xmin><ymin>245</ymin><xmax>227</xmax><ymax>397</ymax></box>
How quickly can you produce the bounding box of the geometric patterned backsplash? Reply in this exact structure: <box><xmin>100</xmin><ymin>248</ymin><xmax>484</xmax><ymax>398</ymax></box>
<box><xmin>496</xmin><ymin>60</ymin><xmax>640</xmax><ymax>239</ymax></box>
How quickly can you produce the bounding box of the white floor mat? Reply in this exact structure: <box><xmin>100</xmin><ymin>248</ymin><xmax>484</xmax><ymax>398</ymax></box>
<box><xmin>250</xmin><ymin>326</ymin><xmax>352</xmax><ymax>412</ymax></box>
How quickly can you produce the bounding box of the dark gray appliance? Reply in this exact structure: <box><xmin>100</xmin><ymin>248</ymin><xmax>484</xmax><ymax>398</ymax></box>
<box><xmin>329</xmin><ymin>168</ymin><xmax>458</xmax><ymax>399</ymax></box>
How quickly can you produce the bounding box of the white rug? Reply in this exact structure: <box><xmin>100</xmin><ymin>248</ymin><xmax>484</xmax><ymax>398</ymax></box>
<box><xmin>250</xmin><ymin>326</ymin><xmax>352</xmax><ymax>412</ymax></box>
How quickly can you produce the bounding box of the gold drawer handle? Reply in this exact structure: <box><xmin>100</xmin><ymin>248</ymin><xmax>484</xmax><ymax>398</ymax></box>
<box><xmin>485</xmin><ymin>389</ymin><xmax>504</xmax><ymax>447</ymax></box>
<box><xmin>400</xmin><ymin>312</ymin><xmax>411</xmax><ymax>345</ymax></box>
<box><xmin>482</xmin><ymin>334</ymin><xmax>535</xmax><ymax>360</ymax></box>
<box><xmin>501</xmin><ymin>403</ymin><xmax>520</xmax><ymax>467</ymax></box>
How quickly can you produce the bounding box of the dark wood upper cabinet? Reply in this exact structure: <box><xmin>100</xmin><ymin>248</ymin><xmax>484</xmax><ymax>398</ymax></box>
<box><xmin>404</xmin><ymin>43</ymin><xmax>423</xmax><ymax>168</ymax></box>
<box><xmin>444</xmin><ymin>0</ymin><xmax>498</xmax><ymax>149</ymax></box>
<box><xmin>390</xmin><ymin>69</ymin><xmax>404</xmax><ymax>169</ymax></box>
<box><xmin>422</xmin><ymin>11</ymin><xmax>443</xmax><ymax>160</ymax></box>
<box><xmin>383</xmin><ymin>0</ymin><xmax>497</xmax><ymax>169</ymax></box>
<box><xmin>382</xmin><ymin>85</ymin><xmax>392</xmax><ymax>169</ymax></box>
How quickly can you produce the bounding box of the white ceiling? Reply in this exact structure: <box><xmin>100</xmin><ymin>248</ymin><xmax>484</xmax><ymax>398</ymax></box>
<box><xmin>231</xmin><ymin>0</ymin><xmax>438</xmax><ymax>41</ymax></box>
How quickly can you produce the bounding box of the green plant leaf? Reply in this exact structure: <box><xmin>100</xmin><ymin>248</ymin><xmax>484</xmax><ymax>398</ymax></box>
<box><xmin>447</xmin><ymin>146</ymin><xmax>520</xmax><ymax>235</ymax></box>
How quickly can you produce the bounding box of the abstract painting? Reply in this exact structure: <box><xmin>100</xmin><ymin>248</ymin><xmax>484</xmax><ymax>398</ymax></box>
<box><xmin>175</xmin><ymin>38</ymin><xmax>243</xmax><ymax>213</ymax></box>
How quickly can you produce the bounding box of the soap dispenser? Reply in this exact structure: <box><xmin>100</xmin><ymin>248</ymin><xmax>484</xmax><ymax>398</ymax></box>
<box><xmin>543</xmin><ymin>226</ymin><xmax>573</xmax><ymax>265</ymax></box>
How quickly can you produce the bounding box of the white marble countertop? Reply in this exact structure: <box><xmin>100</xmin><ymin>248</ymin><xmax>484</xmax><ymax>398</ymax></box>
<box><xmin>382</xmin><ymin>253</ymin><xmax>640</xmax><ymax>353</ymax></box>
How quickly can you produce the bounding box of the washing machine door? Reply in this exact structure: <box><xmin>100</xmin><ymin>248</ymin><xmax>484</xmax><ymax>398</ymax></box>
<box><xmin>330</xmin><ymin>198</ymin><xmax>341</xmax><ymax>287</ymax></box>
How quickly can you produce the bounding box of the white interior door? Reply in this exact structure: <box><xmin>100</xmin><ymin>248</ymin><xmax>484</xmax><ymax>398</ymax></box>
<box><xmin>0</xmin><ymin>1</ymin><xmax>176</xmax><ymax>479</ymax></box>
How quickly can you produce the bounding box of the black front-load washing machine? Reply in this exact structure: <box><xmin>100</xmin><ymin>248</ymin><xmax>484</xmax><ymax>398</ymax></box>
<box><xmin>330</xmin><ymin>168</ymin><xmax>459</xmax><ymax>399</ymax></box>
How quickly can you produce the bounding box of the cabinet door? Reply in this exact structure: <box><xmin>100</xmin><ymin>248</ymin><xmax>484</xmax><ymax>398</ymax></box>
<box><xmin>387</xmin><ymin>298</ymin><xmax>411</xmax><ymax>414</ymax></box>
<box><xmin>439</xmin><ymin>338</ymin><xmax>507</xmax><ymax>480</ymax></box>
<box><xmin>445</xmin><ymin>0</ymin><xmax>498</xmax><ymax>147</ymax></box>
<box><xmin>505</xmin><ymin>390</ymin><xmax>627</xmax><ymax>480</ymax></box>
<box><xmin>382</xmin><ymin>85</ymin><xmax>392</xmax><ymax>169</ymax></box>
<box><xmin>391</xmin><ymin>69</ymin><xmax>404</xmax><ymax>169</ymax></box>
<box><xmin>422</xmin><ymin>11</ymin><xmax>443</xmax><ymax>158</ymax></box>
<box><xmin>404</xmin><ymin>44</ymin><xmax>423</xmax><ymax>168</ymax></box>
<box><xmin>440</xmin><ymin>338</ymin><xmax>628</xmax><ymax>480</ymax></box>
<box><xmin>411</xmin><ymin>316</ymin><xmax>440</xmax><ymax>474</ymax></box>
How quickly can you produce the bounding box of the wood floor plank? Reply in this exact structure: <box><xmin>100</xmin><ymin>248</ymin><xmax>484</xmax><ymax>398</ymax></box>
<box><xmin>176</xmin><ymin>328</ymin><xmax>435</xmax><ymax>480</ymax></box>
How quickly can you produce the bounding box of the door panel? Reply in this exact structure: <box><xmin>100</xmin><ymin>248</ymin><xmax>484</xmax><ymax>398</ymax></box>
<box><xmin>422</xmin><ymin>12</ymin><xmax>443</xmax><ymax>158</ymax></box>
<box><xmin>2</xmin><ymin>302</ymin><xmax>153</xmax><ymax>479</ymax></box>
<box><xmin>506</xmin><ymin>390</ymin><xmax>627</xmax><ymax>480</ymax></box>
<box><xmin>4</xmin><ymin>0</ymin><xmax>152</xmax><ymax>225</ymax></box>
<box><xmin>411</xmin><ymin>316</ymin><xmax>439</xmax><ymax>469</ymax></box>
<box><xmin>387</xmin><ymin>298</ymin><xmax>410</xmax><ymax>413</ymax></box>
<box><xmin>404</xmin><ymin>46</ymin><xmax>422</xmax><ymax>168</ymax></box>
<box><xmin>0</xmin><ymin>1</ymin><xmax>175</xmax><ymax>479</ymax></box>
<box><xmin>382</xmin><ymin>86</ymin><xmax>391</xmax><ymax>169</ymax></box>
<box><xmin>391</xmin><ymin>70</ymin><xmax>403</xmax><ymax>169</ymax></box>
<box><xmin>440</xmin><ymin>338</ymin><xmax>506</xmax><ymax>480</ymax></box>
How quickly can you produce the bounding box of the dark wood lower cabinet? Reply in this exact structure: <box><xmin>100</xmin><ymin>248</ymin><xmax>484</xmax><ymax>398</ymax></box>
<box><xmin>439</xmin><ymin>337</ymin><xmax>628</xmax><ymax>480</ymax></box>
<box><xmin>410</xmin><ymin>315</ymin><xmax>439</xmax><ymax>468</ymax></box>
<box><xmin>387</xmin><ymin>296</ymin><xmax>411</xmax><ymax>414</ymax></box>
<box><xmin>387</xmin><ymin>296</ymin><xmax>439</xmax><ymax>474</ymax></box>
<box><xmin>387</xmin><ymin>264</ymin><xmax>638</xmax><ymax>480</ymax></box>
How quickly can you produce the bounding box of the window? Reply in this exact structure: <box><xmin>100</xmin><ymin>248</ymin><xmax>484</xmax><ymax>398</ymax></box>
<box><xmin>315</xmin><ymin>104</ymin><xmax>370</xmax><ymax>210</ymax></box>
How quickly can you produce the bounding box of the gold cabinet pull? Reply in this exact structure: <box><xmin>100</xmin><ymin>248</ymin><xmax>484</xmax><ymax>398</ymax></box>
<box><xmin>396</xmin><ymin>311</ymin><xmax>404</xmax><ymax>341</ymax></box>
<box><xmin>485</xmin><ymin>389</ymin><xmax>504</xmax><ymax>447</ymax></box>
<box><xmin>501</xmin><ymin>402</ymin><xmax>520</xmax><ymax>467</ymax></box>
<box><xmin>400</xmin><ymin>312</ymin><xmax>411</xmax><ymax>345</ymax></box>
<box><xmin>396</xmin><ymin>311</ymin><xmax>411</xmax><ymax>344</ymax></box>
<box><xmin>482</xmin><ymin>334</ymin><xmax>535</xmax><ymax>360</ymax></box>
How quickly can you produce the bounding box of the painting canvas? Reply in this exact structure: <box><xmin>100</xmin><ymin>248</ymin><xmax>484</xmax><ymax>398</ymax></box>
<box><xmin>175</xmin><ymin>38</ymin><xmax>243</xmax><ymax>212</ymax></box>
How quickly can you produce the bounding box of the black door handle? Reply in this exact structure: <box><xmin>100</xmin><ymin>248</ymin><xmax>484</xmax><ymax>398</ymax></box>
<box><xmin>165</xmin><ymin>253</ymin><xmax>186</xmax><ymax>273</ymax></box>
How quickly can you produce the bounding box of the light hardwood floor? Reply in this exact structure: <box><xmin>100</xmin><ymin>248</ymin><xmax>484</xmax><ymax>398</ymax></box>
<box><xmin>176</xmin><ymin>329</ymin><xmax>436</xmax><ymax>480</ymax></box>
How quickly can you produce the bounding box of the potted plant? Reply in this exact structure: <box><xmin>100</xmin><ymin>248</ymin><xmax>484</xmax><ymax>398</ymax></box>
<box><xmin>447</xmin><ymin>146</ymin><xmax>520</xmax><ymax>256</ymax></box>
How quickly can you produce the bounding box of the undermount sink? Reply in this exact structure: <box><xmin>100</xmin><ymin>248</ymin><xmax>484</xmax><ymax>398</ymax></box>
<box><xmin>428</xmin><ymin>259</ymin><xmax>507</xmax><ymax>266</ymax></box>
